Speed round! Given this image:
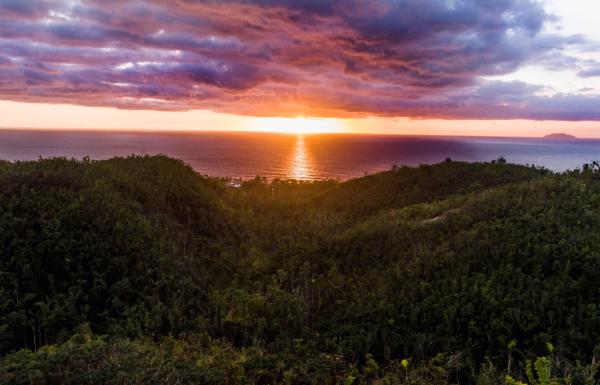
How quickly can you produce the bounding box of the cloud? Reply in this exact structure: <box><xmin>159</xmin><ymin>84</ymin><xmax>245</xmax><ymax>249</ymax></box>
<box><xmin>0</xmin><ymin>0</ymin><xmax>50</xmax><ymax>18</ymax></box>
<box><xmin>0</xmin><ymin>0</ymin><xmax>598</xmax><ymax>120</ymax></box>
<box><xmin>579</xmin><ymin>67</ymin><xmax>600</xmax><ymax>78</ymax></box>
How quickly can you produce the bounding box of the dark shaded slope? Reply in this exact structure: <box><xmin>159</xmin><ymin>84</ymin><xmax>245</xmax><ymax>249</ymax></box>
<box><xmin>0</xmin><ymin>156</ymin><xmax>240</xmax><ymax>354</ymax></box>
<box><xmin>3</xmin><ymin>157</ymin><xmax>600</xmax><ymax>385</ymax></box>
<box><xmin>319</xmin><ymin>175</ymin><xmax>600</xmax><ymax>364</ymax></box>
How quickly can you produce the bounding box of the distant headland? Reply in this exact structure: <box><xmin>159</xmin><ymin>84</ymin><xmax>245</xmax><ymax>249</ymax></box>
<box><xmin>544</xmin><ymin>133</ymin><xmax>576</xmax><ymax>139</ymax></box>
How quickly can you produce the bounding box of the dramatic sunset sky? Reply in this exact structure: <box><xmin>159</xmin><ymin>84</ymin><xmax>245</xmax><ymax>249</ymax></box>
<box><xmin>1</xmin><ymin>0</ymin><xmax>600</xmax><ymax>136</ymax></box>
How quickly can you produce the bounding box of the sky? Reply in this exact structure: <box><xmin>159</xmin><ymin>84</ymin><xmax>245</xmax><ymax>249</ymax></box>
<box><xmin>1</xmin><ymin>0</ymin><xmax>600</xmax><ymax>136</ymax></box>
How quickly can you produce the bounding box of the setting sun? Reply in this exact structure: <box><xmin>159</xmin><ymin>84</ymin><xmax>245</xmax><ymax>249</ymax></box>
<box><xmin>248</xmin><ymin>117</ymin><xmax>345</xmax><ymax>134</ymax></box>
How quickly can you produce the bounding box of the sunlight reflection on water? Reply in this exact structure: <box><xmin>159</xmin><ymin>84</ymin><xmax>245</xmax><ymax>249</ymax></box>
<box><xmin>288</xmin><ymin>135</ymin><xmax>314</xmax><ymax>180</ymax></box>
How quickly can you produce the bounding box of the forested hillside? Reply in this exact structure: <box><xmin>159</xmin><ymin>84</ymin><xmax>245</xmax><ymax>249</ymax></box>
<box><xmin>1</xmin><ymin>155</ymin><xmax>600</xmax><ymax>385</ymax></box>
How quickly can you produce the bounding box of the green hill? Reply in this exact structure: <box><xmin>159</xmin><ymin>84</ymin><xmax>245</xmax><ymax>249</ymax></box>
<box><xmin>1</xmin><ymin>156</ymin><xmax>599</xmax><ymax>385</ymax></box>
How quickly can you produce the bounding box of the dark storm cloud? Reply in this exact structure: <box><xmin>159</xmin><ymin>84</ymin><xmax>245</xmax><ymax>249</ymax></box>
<box><xmin>0</xmin><ymin>0</ymin><xmax>599</xmax><ymax>120</ymax></box>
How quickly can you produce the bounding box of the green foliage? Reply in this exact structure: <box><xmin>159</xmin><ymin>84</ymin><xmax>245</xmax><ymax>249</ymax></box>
<box><xmin>505</xmin><ymin>357</ymin><xmax>561</xmax><ymax>385</ymax></box>
<box><xmin>0</xmin><ymin>329</ymin><xmax>204</xmax><ymax>385</ymax></box>
<box><xmin>2</xmin><ymin>156</ymin><xmax>600</xmax><ymax>384</ymax></box>
<box><xmin>528</xmin><ymin>357</ymin><xmax>557</xmax><ymax>385</ymax></box>
<box><xmin>316</xmin><ymin>161</ymin><xmax>547</xmax><ymax>217</ymax></box>
<box><xmin>0</xmin><ymin>156</ymin><xmax>240</xmax><ymax>354</ymax></box>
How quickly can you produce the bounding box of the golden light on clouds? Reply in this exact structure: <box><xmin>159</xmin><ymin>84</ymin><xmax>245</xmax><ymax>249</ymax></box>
<box><xmin>2</xmin><ymin>100</ymin><xmax>600</xmax><ymax>138</ymax></box>
<box><xmin>2</xmin><ymin>0</ymin><xmax>600</xmax><ymax>133</ymax></box>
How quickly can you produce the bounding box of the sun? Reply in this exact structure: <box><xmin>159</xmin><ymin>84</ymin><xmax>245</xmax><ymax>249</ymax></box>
<box><xmin>249</xmin><ymin>117</ymin><xmax>344</xmax><ymax>134</ymax></box>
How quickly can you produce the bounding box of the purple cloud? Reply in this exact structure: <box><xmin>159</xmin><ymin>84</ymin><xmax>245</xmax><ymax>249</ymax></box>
<box><xmin>579</xmin><ymin>67</ymin><xmax>600</xmax><ymax>78</ymax></box>
<box><xmin>0</xmin><ymin>0</ymin><xmax>50</xmax><ymax>18</ymax></box>
<box><xmin>0</xmin><ymin>0</ymin><xmax>598</xmax><ymax>120</ymax></box>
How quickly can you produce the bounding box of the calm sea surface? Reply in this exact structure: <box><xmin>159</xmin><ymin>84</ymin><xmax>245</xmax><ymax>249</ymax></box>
<box><xmin>1</xmin><ymin>130</ymin><xmax>599</xmax><ymax>180</ymax></box>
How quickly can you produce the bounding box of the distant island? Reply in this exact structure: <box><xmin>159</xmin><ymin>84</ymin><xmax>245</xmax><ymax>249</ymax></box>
<box><xmin>544</xmin><ymin>132</ymin><xmax>576</xmax><ymax>139</ymax></box>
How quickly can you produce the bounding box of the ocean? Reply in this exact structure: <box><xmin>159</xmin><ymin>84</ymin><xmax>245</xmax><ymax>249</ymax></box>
<box><xmin>1</xmin><ymin>129</ymin><xmax>599</xmax><ymax>180</ymax></box>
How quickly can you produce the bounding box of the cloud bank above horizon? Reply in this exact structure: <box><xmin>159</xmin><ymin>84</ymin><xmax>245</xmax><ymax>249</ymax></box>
<box><xmin>2</xmin><ymin>0</ymin><xmax>600</xmax><ymax>121</ymax></box>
